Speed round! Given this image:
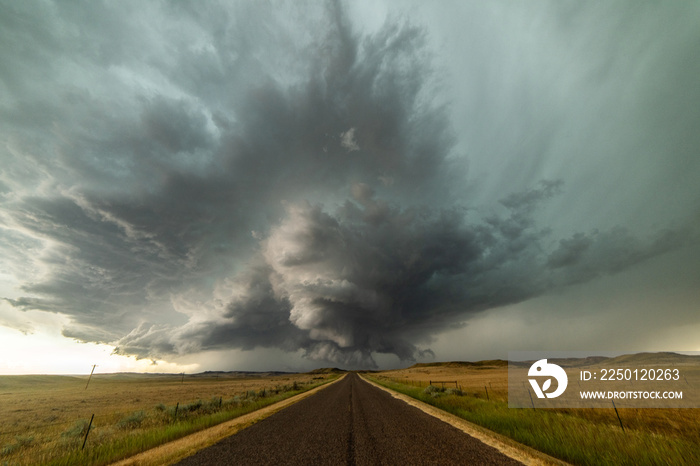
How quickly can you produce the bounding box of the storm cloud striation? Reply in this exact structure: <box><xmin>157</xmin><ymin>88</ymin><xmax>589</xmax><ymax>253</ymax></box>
<box><xmin>1</xmin><ymin>1</ymin><xmax>699</xmax><ymax>369</ymax></box>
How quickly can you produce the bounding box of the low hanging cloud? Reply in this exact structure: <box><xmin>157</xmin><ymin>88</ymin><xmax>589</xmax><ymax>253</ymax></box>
<box><xmin>1</xmin><ymin>2</ymin><xmax>698</xmax><ymax>368</ymax></box>
<box><xmin>115</xmin><ymin>180</ymin><xmax>691</xmax><ymax>367</ymax></box>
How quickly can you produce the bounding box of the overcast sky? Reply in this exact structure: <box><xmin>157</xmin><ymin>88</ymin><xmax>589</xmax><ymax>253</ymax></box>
<box><xmin>1</xmin><ymin>1</ymin><xmax>699</xmax><ymax>374</ymax></box>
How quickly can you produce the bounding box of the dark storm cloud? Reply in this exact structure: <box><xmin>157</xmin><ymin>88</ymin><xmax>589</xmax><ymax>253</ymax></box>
<box><xmin>547</xmin><ymin>227</ymin><xmax>693</xmax><ymax>286</ymax></box>
<box><xmin>142</xmin><ymin>97</ymin><xmax>214</xmax><ymax>154</ymax></box>
<box><xmin>1</xmin><ymin>1</ymin><xmax>698</xmax><ymax>368</ymax></box>
<box><xmin>116</xmin><ymin>181</ymin><xmax>692</xmax><ymax>367</ymax></box>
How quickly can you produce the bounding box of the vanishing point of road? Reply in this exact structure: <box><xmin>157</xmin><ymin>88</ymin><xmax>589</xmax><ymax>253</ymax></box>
<box><xmin>176</xmin><ymin>372</ymin><xmax>523</xmax><ymax>465</ymax></box>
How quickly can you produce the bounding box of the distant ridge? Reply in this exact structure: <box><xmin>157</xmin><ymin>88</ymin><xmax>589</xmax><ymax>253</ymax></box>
<box><xmin>605</xmin><ymin>351</ymin><xmax>700</xmax><ymax>365</ymax></box>
<box><xmin>409</xmin><ymin>360</ymin><xmax>508</xmax><ymax>369</ymax></box>
<box><xmin>308</xmin><ymin>367</ymin><xmax>347</xmax><ymax>374</ymax></box>
<box><xmin>405</xmin><ymin>353</ymin><xmax>700</xmax><ymax>370</ymax></box>
<box><xmin>194</xmin><ymin>370</ymin><xmax>294</xmax><ymax>377</ymax></box>
<box><xmin>544</xmin><ymin>352</ymin><xmax>700</xmax><ymax>368</ymax></box>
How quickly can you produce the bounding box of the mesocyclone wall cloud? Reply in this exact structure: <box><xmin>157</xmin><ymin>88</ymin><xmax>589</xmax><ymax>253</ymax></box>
<box><xmin>0</xmin><ymin>1</ymin><xmax>699</xmax><ymax>370</ymax></box>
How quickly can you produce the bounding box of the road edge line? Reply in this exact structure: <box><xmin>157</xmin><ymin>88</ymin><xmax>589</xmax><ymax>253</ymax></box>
<box><xmin>111</xmin><ymin>374</ymin><xmax>347</xmax><ymax>466</ymax></box>
<box><xmin>360</xmin><ymin>374</ymin><xmax>570</xmax><ymax>466</ymax></box>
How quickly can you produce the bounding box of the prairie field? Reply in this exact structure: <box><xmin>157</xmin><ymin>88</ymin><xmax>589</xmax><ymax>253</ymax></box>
<box><xmin>377</xmin><ymin>360</ymin><xmax>510</xmax><ymax>399</ymax></box>
<box><xmin>0</xmin><ymin>370</ymin><xmax>338</xmax><ymax>465</ymax></box>
<box><xmin>369</xmin><ymin>361</ymin><xmax>700</xmax><ymax>465</ymax></box>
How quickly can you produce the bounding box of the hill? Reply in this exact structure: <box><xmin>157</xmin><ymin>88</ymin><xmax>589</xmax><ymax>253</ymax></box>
<box><xmin>307</xmin><ymin>367</ymin><xmax>347</xmax><ymax>374</ymax></box>
<box><xmin>408</xmin><ymin>360</ymin><xmax>508</xmax><ymax>369</ymax></box>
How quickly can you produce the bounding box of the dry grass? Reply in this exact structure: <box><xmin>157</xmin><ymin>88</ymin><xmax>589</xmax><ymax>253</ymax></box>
<box><xmin>377</xmin><ymin>362</ymin><xmax>510</xmax><ymax>400</ymax></box>
<box><xmin>0</xmin><ymin>371</ymin><xmax>335</xmax><ymax>465</ymax></box>
<box><xmin>370</xmin><ymin>362</ymin><xmax>700</xmax><ymax>465</ymax></box>
<box><xmin>376</xmin><ymin>362</ymin><xmax>700</xmax><ymax>439</ymax></box>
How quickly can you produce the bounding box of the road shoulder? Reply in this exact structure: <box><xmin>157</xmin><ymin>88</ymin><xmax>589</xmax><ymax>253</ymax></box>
<box><xmin>111</xmin><ymin>374</ymin><xmax>347</xmax><ymax>466</ymax></box>
<box><xmin>360</xmin><ymin>374</ymin><xmax>570</xmax><ymax>466</ymax></box>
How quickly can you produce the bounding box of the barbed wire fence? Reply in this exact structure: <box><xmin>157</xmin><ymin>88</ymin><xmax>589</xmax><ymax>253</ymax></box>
<box><xmin>0</xmin><ymin>370</ymin><xmax>322</xmax><ymax>459</ymax></box>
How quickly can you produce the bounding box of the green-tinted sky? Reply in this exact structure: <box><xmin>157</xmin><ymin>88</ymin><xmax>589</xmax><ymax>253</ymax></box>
<box><xmin>1</xmin><ymin>1</ymin><xmax>699</xmax><ymax>373</ymax></box>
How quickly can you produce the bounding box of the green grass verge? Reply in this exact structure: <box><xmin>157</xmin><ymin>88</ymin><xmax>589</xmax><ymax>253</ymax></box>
<box><xmin>366</xmin><ymin>375</ymin><xmax>700</xmax><ymax>466</ymax></box>
<box><xmin>41</xmin><ymin>377</ymin><xmax>339</xmax><ymax>466</ymax></box>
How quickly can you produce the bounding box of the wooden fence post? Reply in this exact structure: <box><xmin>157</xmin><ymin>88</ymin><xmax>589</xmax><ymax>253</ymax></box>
<box><xmin>85</xmin><ymin>365</ymin><xmax>97</xmax><ymax>390</ymax></box>
<box><xmin>612</xmin><ymin>400</ymin><xmax>625</xmax><ymax>432</ymax></box>
<box><xmin>81</xmin><ymin>414</ymin><xmax>94</xmax><ymax>450</ymax></box>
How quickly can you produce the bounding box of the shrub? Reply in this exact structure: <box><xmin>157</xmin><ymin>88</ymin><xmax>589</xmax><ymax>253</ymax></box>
<box><xmin>209</xmin><ymin>396</ymin><xmax>222</xmax><ymax>410</ymax></box>
<box><xmin>118</xmin><ymin>411</ymin><xmax>146</xmax><ymax>429</ymax></box>
<box><xmin>1</xmin><ymin>443</ymin><xmax>18</xmax><ymax>457</ymax></box>
<box><xmin>62</xmin><ymin>419</ymin><xmax>90</xmax><ymax>438</ymax></box>
<box><xmin>15</xmin><ymin>435</ymin><xmax>34</xmax><ymax>448</ymax></box>
<box><xmin>445</xmin><ymin>388</ymin><xmax>464</xmax><ymax>396</ymax></box>
<box><xmin>0</xmin><ymin>435</ymin><xmax>34</xmax><ymax>456</ymax></box>
<box><xmin>182</xmin><ymin>400</ymin><xmax>203</xmax><ymax>412</ymax></box>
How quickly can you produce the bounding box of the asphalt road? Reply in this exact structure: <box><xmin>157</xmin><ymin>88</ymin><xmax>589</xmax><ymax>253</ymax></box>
<box><xmin>177</xmin><ymin>373</ymin><xmax>523</xmax><ymax>465</ymax></box>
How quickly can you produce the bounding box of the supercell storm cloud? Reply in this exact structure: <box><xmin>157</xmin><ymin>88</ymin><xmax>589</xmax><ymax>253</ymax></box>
<box><xmin>1</xmin><ymin>2</ymin><xmax>699</xmax><ymax>369</ymax></box>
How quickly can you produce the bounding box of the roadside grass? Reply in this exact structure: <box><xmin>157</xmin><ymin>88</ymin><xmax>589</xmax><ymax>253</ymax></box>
<box><xmin>0</xmin><ymin>374</ymin><xmax>339</xmax><ymax>466</ymax></box>
<box><xmin>45</xmin><ymin>389</ymin><xmax>311</xmax><ymax>466</ymax></box>
<box><xmin>367</xmin><ymin>375</ymin><xmax>700</xmax><ymax>466</ymax></box>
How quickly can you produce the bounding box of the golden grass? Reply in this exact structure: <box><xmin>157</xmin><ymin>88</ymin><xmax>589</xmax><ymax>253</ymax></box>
<box><xmin>371</xmin><ymin>363</ymin><xmax>700</xmax><ymax>465</ymax></box>
<box><xmin>377</xmin><ymin>363</ymin><xmax>510</xmax><ymax>399</ymax></box>
<box><xmin>0</xmin><ymin>372</ymin><xmax>334</xmax><ymax>465</ymax></box>
<box><xmin>375</xmin><ymin>362</ymin><xmax>700</xmax><ymax>440</ymax></box>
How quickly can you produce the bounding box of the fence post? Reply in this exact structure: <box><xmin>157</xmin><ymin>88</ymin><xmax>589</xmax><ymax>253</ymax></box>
<box><xmin>85</xmin><ymin>365</ymin><xmax>97</xmax><ymax>390</ymax></box>
<box><xmin>174</xmin><ymin>402</ymin><xmax>179</xmax><ymax>419</ymax></box>
<box><xmin>81</xmin><ymin>414</ymin><xmax>94</xmax><ymax>450</ymax></box>
<box><xmin>484</xmin><ymin>386</ymin><xmax>490</xmax><ymax>401</ymax></box>
<box><xmin>612</xmin><ymin>400</ymin><xmax>625</xmax><ymax>432</ymax></box>
<box><xmin>528</xmin><ymin>388</ymin><xmax>535</xmax><ymax>409</ymax></box>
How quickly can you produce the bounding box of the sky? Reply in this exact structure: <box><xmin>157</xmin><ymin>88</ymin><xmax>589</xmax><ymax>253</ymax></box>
<box><xmin>1</xmin><ymin>1</ymin><xmax>699</xmax><ymax>374</ymax></box>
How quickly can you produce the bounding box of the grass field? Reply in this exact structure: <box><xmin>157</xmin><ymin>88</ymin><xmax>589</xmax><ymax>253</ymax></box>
<box><xmin>368</xmin><ymin>361</ymin><xmax>700</xmax><ymax>465</ymax></box>
<box><xmin>4</xmin><ymin>360</ymin><xmax>697</xmax><ymax>465</ymax></box>
<box><xmin>0</xmin><ymin>370</ymin><xmax>339</xmax><ymax>465</ymax></box>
